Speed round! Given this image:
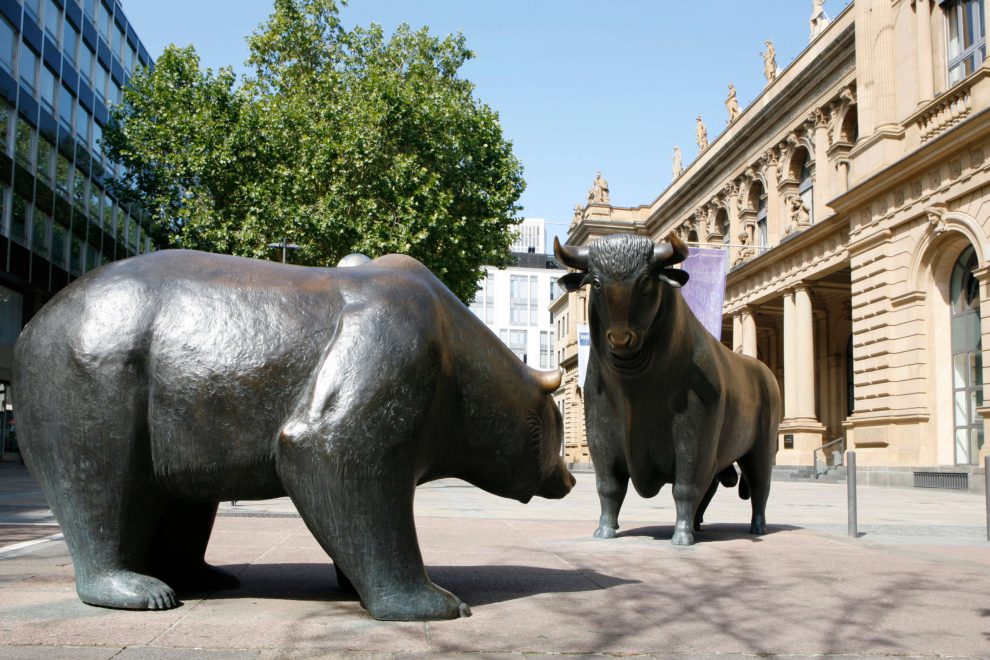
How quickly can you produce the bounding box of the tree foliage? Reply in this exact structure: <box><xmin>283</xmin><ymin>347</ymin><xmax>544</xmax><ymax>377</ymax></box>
<box><xmin>104</xmin><ymin>0</ymin><xmax>524</xmax><ymax>301</ymax></box>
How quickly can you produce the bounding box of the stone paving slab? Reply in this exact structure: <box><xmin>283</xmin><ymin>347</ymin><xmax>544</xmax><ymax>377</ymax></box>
<box><xmin>1</xmin><ymin>462</ymin><xmax>989</xmax><ymax>657</ymax></box>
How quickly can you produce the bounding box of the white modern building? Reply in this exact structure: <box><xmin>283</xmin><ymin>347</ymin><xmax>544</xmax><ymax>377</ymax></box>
<box><xmin>509</xmin><ymin>217</ymin><xmax>547</xmax><ymax>253</ymax></box>
<box><xmin>470</xmin><ymin>222</ymin><xmax>566</xmax><ymax>370</ymax></box>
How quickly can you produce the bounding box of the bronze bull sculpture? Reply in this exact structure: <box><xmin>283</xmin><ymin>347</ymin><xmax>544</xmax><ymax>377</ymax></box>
<box><xmin>555</xmin><ymin>233</ymin><xmax>780</xmax><ymax>545</ymax></box>
<box><xmin>14</xmin><ymin>250</ymin><xmax>574</xmax><ymax>620</ymax></box>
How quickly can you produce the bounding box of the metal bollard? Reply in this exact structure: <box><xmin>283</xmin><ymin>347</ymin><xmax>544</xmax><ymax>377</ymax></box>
<box><xmin>847</xmin><ymin>451</ymin><xmax>858</xmax><ymax>538</ymax></box>
<box><xmin>985</xmin><ymin>455</ymin><xmax>989</xmax><ymax>542</ymax></box>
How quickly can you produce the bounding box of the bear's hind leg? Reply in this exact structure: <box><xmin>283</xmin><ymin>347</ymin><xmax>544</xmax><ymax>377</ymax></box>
<box><xmin>150</xmin><ymin>499</ymin><xmax>240</xmax><ymax>593</ymax></box>
<box><xmin>64</xmin><ymin>480</ymin><xmax>178</xmax><ymax>610</ymax></box>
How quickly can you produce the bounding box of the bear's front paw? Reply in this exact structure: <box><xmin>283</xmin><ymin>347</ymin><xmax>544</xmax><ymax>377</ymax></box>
<box><xmin>365</xmin><ymin>582</ymin><xmax>471</xmax><ymax>621</ymax></box>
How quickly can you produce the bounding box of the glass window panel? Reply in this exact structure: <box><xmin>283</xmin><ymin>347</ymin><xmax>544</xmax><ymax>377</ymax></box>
<box><xmin>59</xmin><ymin>84</ymin><xmax>73</xmax><ymax>130</ymax></box>
<box><xmin>63</xmin><ymin>23</ymin><xmax>78</xmax><ymax>66</ymax></box>
<box><xmin>75</xmin><ymin>105</ymin><xmax>90</xmax><ymax>144</ymax></box>
<box><xmin>73</xmin><ymin>170</ymin><xmax>86</xmax><ymax>210</ymax></box>
<box><xmin>44</xmin><ymin>0</ymin><xmax>61</xmax><ymax>44</ymax></box>
<box><xmin>10</xmin><ymin>193</ymin><xmax>26</xmax><ymax>242</ymax></box>
<box><xmin>56</xmin><ymin>154</ymin><xmax>69</xmax><ymax>196</ymax></box>
<box><xmin>15</xmin><ymin>119</ymin><xmax>33</xmax><ymax>168</ymax></box>
<box><xmin>956</xmin><ymin>428</ymin><xmax>971</xmax><ymax>463</ymax></box>
<box><xmin>79</xmin><ymin>46</ymin><xmax>92</xmax><ymax>84</ymax></box>
<box><xmin>32</xmin><ymin>212</ymin><xmax>48</xmax><ymax>257</ymax></box>
<box><xmin>114</xmin><ymin>24</ymin><xmax>124</xmax><ymax>60</ymax></box>
<box><xmin>954</xmin><ymin>352</ymin><xmax>968</xmax><ymax>388</ymax></box>
<box><xmin>0</xmin><ymin>17</ymin><xmax>15</xmax><ymax>75</ymax></box>
<box><xmin>51</xmin><ymin>221</ymin><xmax>65</xmax><ymax>266</ymax></box>
<box><xmin>23</xmin><ymin>0</ymin><xmax>40</xmax><ymax>21</ymax></box>
<box><xmin>95</xmin><ymin>65</ymin><xmax>107</xmax><ymax>101</ymax></box>
<box><xmin>36</xmin><ymin>137</ymin><xmax>52</xmax><ymax>183</ymax></box>
<box><xmin>0</xmin><ymin>103</ymin><xmax>10</xmax><ymax>154</ymax></box>
<box><xmin>125</xmin><ymin>45</ymin><xmax>134</xmax><ymax>72</ymax></box>
<box><xmin>19</xmin><ymin>42</ymin><xmax>38</xmax><ymax>94</ymax></box>
<box><xmin>84</xmin><ymin>0</ymin><xmax>95</xmax><ymax>18</ymax></box>
<box><xmin>98</xmin><ymin>2</ymin><xmax>110</xmax><ymax>41</ymax></box>
<box><xmin>70</xmin><ymin>235</ymin><xmax>81</xmax><ymax>274</ymax></box>
<box><xmin>530</xmin><ymin>276</ymin><xmax>538</xmax><ymax>326</ymax></box>
<box><xmin>955</xmin><ymin>389</ymin><xmax>969</xmax><ymax>426</ymax></box>
<box><xmin>40</xmin><ymin>65</ymin><xmax>56</xmax><ymax>112</ymax></box>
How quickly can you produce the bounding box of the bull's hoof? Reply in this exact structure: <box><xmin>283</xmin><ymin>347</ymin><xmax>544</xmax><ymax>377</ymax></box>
<box><xmin>593</xmin><ymin>525</ymin><xmax>618</xmax><ymax>539</ymax></box>
<box><xmin>78</xmin><ymin>571</ymin><xmax>178</xmax><ymax>610</ymax></box>
<box><xmin>749</xmin><ymin>519</ymin><xmax>767</xmax><ymax>535</ymax></box>
<box><xmin>365</xmin><ymin>583</ymin><xmax>471</xmax><ymax>621</ymax></box>
<box><xmin>671</xmin><ymin>529</ymin><xmax>695</xmax><ymax>546</ymax></box>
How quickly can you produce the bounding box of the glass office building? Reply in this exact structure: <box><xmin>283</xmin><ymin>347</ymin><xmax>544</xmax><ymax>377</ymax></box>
<box><xmin>0</xmin><ymin>0</ymin><xmax>155</xmax><ymax>460</ymax></box>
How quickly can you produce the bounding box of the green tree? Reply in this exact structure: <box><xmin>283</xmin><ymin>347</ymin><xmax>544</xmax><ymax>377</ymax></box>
<box><xmin>104</xmin><ymin>0</ymin><xmax>524</xmax><ymax>301</ymax></box>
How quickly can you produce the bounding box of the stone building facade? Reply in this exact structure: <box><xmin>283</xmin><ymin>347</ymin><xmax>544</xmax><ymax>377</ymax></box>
<box><xmin>556</xmin><ymin>0</ymin><xmax>990</xmax><ymax>477</ymax></box>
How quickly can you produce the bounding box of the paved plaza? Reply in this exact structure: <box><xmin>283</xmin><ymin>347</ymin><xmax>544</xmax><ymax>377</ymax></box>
<box><xmin>0</xmin><ymin>461</ymin><xmax>988</xmax><ymax>658</ymax></box>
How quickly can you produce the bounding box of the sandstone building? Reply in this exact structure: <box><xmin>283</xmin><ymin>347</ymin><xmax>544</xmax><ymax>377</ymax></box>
<box><xmin>556</xmin><ymin>0</ymin><xmax>990</xmax><ymax>486</ymax></box>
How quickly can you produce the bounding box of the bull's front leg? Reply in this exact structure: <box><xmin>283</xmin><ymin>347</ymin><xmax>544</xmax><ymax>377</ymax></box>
<box><xmin>671</xmin><ymin>447</ymin><xmax>714</xmax><ymax>546</ymax></box>
<box><xmin>586</xmin><ymin>369</ymin><xmax>629</xmax><ymax>540</ymax></box>
<box><xmin>593</xmin><ymin>464</ymin><xmax>629</xmax><ymax>539</ymax></box>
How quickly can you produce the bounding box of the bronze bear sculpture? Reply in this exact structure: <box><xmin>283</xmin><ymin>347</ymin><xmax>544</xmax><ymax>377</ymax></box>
<box><xmin>14</xmin><ymin>250</ymin><xmax>574</xmax><ymax>621</ymax></box>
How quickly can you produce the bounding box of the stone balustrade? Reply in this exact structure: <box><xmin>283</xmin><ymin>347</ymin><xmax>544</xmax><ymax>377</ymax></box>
<box><xmin>917</xmin><ymin>84</ymin><xmax>973</xmax><ymax>142</ymax></box>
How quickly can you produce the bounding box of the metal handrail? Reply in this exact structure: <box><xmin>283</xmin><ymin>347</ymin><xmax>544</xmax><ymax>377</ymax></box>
<box><xmin>813</xmin><ymin>436</ymin><xmax>846</xmax><ymax>478</ymax></box>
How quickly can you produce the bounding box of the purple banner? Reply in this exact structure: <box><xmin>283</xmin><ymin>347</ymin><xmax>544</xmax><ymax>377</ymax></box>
<box><xmin>680</xmin><ymin>247</ymin><xmax>727</xmax><ymax>340</ymax></box>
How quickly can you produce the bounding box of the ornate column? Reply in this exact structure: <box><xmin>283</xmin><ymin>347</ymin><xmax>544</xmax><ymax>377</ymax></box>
<box><xmin>813</xmin><ymin>110</ymin><xmax>831</xmax><ymax>221</ymax></box>
<box><xmin>856</xmin><ymin>0</ymin><xmax>897</xmax><ymax>135</ymax></box>
<box><xmin>782</xmin><ymin>290</ymin><xmax>797</xmax><ymax>417</ymax></box>
<box><xmin>915</xmin><ymin>0</ymin><xmax>934</xmax><ymax>105</ymax></box>
<box><xmin>795</xmin><ymin>285</ymin><xmax>816</xmax><ymax>418</ymax></box>
<box><xmin>779</xmin><ymin>285</ymin><xmax>827</xmax><ymax>463</ymax></box>
<box><xmin>727</xmin><ymin>183</ymin><xmax>741</xmax><ymax>265</ymax></box>
<box><xmin>764</xmin><ymin>151</ymin><xmax>780</xmax><ymax>247</ymax></box>
<box><xmin>741</xmin><ymin>307</ymin><xmax>757</xmax><ymax>358</ymax></box>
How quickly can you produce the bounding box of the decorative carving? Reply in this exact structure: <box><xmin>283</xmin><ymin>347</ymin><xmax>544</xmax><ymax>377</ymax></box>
<box><xmin>971</xmin><ymin>147</ymin><xmax>985</xmax><ymax>170</ymax></box>
<box><xmin>949</xmin><ymin>158</ymin><xmax>963</xmax><ymax>179</ymax></box>
<box><xmin>572</xmin><ymin>204</ymin><xmax>585</xmax><ymax>226</ymax></box>
<box><xmin>926</xmin><ymin>204</ymin><xmax>948</xmax><ymax>235</ymax></box>
<box><xmin>785</xmin><ymin>195</ymin><xmax>811</xmax><ymax>235</ymax></box>
<box><xmin>725</xmin><ymin>83</ymin><xmax>741</xmax><ymax>122</ymax></box>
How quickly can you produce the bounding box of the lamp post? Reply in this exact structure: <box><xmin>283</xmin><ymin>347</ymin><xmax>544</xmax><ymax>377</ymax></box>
<box><xmin>267</xmin><ymin>239</ymin><xmax>301</xmax><ymax>263</ymax></box>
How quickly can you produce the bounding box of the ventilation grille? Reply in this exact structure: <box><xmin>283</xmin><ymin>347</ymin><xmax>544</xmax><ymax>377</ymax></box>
<box><xmin>913</xmin><ymin>471</ymin><xmax>969</xmax><ymax>490</ymax></box>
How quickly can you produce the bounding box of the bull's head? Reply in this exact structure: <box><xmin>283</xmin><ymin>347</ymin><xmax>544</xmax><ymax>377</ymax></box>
<box><xmin>555</xmin><ymin>233</ymin><xmax>688</xmax><ymax>372</ymax></box>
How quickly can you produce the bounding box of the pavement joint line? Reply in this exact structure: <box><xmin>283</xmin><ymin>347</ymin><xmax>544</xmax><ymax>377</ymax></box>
<box><xmin>0</xmin><ymin>531</ymin><xmax>63</xmax><ymax>555</ymax></box>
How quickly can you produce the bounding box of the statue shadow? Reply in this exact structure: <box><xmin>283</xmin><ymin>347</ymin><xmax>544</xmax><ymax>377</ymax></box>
<box><xmin>179</xmin><ymin>562</ymin><xmax>636</xmax><ymax>608</ymax></box>
<box><xmin>617</xmin><ymin>523</ymin><xmax>801</xmax><ymax>543</ymax></box>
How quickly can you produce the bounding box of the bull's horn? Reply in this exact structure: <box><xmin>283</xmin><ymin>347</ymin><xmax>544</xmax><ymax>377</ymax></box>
<box><xmin>532</xmin><ymin>367</ymin><xmax>563</xmax><ymax>392</ymax></box>
<box><xmin>652</xmin><ymin>234</ymin><xmax>689</xmax><ymax>267</ymax></box>
<box><xmin>554</xmin><ymin>237</ymin><xmax>589</xmax><ymax>270</ymax></box>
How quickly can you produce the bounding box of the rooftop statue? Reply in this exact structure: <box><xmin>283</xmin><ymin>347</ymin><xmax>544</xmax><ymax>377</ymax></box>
<box><xmin>14</xmin><ymin>250</ymin><xmax>574</xmax><ymax>621</ymax></box>
<box><xmin>810</xmin><ymin>0</ymin><xmax>830</xmax><ymax>40</ymax></box>
<box><xmin>589</xmin><ymin>171</ymin><xmax>610</xmax><ymax>204</ymax></box>
<box><xmin>725</xmin><ymin>83</ymin><xmax>740</xmax><ymax>122</ymax></box>
<box><xmin>762</xmin><ymin>40</ymin><xmax>778</xmax><ymax>83</ymax></box>
<box><xmin>696</xmin><ymin>116</ymin><xmax>709</xmax><ymax>151</ymax></box>
<box><xmin>672</xmin><ymin>146</ymin><xmax>683</xmax><ymax>179</ymax></box>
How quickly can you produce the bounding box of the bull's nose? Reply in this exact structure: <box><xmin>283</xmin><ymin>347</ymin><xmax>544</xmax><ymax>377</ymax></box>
<box><xmin>606</xmin><ymin>330</ymin><xmax>635</xmax><ymax>349</ymax></box>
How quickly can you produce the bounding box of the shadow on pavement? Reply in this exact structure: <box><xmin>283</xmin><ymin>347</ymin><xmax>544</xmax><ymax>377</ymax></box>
<box><xmin>617</xmin><ymin>523</ymin><xmax>802</xmax><ymax>542</ymax></box>
<box><xmin>180</xmin><ymin>562</ymin><xmax>636</xmax><ymax>609</ymax></box>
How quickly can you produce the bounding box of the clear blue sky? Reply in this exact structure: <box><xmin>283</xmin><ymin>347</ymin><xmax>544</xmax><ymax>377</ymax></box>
<box><xmin>120</xmin><ymin>0</ymin><xmax>851</xmax><ymax>251</ymax></box>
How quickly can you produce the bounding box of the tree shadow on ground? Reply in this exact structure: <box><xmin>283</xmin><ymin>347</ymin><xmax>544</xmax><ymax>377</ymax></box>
<box><xmin>181</xmin><ymin>562</ymin><xmax>636</xmax><ymax>609</ymax></box>
<box><xmin>617</xmin><ymin>523</ymin><xmax>801</xmax><ymax>543</ymax></box>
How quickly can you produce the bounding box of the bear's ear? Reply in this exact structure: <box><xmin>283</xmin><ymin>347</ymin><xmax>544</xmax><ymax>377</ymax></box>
<box><xmin>656</xmin><ymin>268</ymin><xmax>689</xmax><ymax>288</ymax></box>
<box><xmin>557</xmin><ymin>272</ymin><xmax>588</xmax><ymax>292</ymax></box>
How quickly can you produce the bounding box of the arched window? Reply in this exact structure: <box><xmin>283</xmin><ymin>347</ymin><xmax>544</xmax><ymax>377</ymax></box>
<box><xmin>799</xmin><ymin>154</ymin><xmax>814</xmax><ymax>225</ymax></box>
<box><xmin>950</xmin><ymin>245</ymin><xmax>983</xmax><ymax>464</ymax></box>
<box><xmin>755</xmin><ymin>190</ymin><xmax>767</xmax><ymax>250</ymax></box>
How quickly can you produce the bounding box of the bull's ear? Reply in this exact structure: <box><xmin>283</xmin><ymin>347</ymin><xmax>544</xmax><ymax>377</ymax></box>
<box><xmin>657</xmin><ymin>267</ymin><xmax>689</xmax><ymax>288</ymax></box>
<box><xmin>558</xmin><ymin>272</ymin><xmax>587</xmax><ymax>292</ymax></box>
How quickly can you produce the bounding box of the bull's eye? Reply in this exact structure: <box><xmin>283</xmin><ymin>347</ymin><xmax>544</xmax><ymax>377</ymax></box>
<box><xmin>592</xmin><ymin>278</ymin><xmax>602</xmax><ymax>291</ymax></box>
<box><xmin>639</xmin><ymin>275</ymin><xmax>653</xmax><ymax>293</ymax></box>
